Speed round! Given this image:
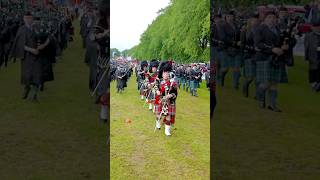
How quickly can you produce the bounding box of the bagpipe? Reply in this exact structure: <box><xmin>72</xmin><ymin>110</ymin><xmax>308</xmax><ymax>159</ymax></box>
<box><xmin>159</xmin><ymin>81</ymin><xmax>172</xmax><ymax>116</ymax></box>
<box><xmin>143</xmin><ymin>76</ymin><xmax>160</xmax><ymax>107</ymax></box>
<box><xmin>270</xmin><ymin>25</ymin><xmax>297</xmax><ymax>67</ymax></box>
<box><xmin>213</xmin><ymin>38</ymin><xmax>256</xmax><ymax>54</ymax></box>
<box><xmin>154</xmin><ymin>79</ymin><xmax>175</xmax><ymax>132</ymax></box>
<box><xmin>117</xmin><ymin>66</ymin><xmax>130</xmax><ymax>79</ymax></box>
<box><xmin>91</xmin><ymin>55</ymin><xmax>109</xmax><ymax>96</ymax></box>
<box><xmin>139</xmin><ymin>74</ymin><xmax>149</xmax><ymax>90</ymax></box>
<box><xmin>93</xmin><ymin>25</ymin><xmax>108</xmax><ymax>48</ymax></box>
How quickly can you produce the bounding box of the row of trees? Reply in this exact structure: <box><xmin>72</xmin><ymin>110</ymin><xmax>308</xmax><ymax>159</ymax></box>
<box><xmin>128</xmin><ymin>0</ymin><xmax>210</xmax><ymax>63</ymax></box>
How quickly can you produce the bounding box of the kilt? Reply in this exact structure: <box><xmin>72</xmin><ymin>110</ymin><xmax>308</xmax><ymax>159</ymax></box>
<box><xmin>154</xmin><ymin>104</ymin><xmax>162</xmax><ymax>116</ymax></box>
<box><xmin>220</xmin><ymin>50</ymin><xmax>242</xmax><ymax>69</ymax></box>
<box><xmin>164</xmin><ymin>103</ymin><xmax>176</xmax><ymax>124</ymax></box>
<box><xmin>147</xmin><ymin>90</ymin><xmax>155</xmax><ymax>102</ymax></box>
<box><xmin>139</xmin><ymin>84</ymin><xmax>146</xmax><ymax>95</ymax></box>
<box><xmin>168</xmin><ymin>103</ymin><xmax>176</xmax><ymax>116</ymax></box>
<box><xmin>256</xmin><ymin>58</ymin><xmax>288</xmax><ymax>84</ymax></box>
<box><xmin>231</xmin><ymin>54</ymin><xmax>243</xmax><ymax>68</ymax></box>
<box><xmin>243</xmin><ymin>58</ymin><xmax>256</xmax><ymax>78</ymax></box>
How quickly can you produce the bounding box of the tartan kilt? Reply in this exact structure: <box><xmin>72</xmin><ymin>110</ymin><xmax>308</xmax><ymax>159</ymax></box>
<box><xmin>231</xmin><ymin>54</ymin><xmax>243</xmax><ymax>68</ymax></box>
<box><xmin>154</xmin><ymin>104</ymin><xmax>162</xmax><ymax>116</ymax></box>
<box><xmin>168</xmin><ymin>103</ymin><xmax>176</xmax><ymax>116</ymax></box>
<box><xmin>256</xmin><ymin>58</ymin><xmax>288</xmax><ymax>84</ymax></box>
<box><xmin>160</xmin><ymin>104</ymin><xmax>176</xmax><ymax>124</ymax></box>
<box><xmin>270</xmin><ymin>64</ymin><xmax>288</xmax><ymax>83</ymax></box>
<box><xmin>220</xmin><ymin>50</ymin><xmax>242</xmax><ymax>69</ymax></box>
<box><xmin>140</xmin><ymin>84</ymin><xmax>146</xmax><ymax>95</ymax></box>
<box><xmin>165</xmin><ymin>103</ymin><xmax>176</xmax><ymax>124</ymax></box>
<box><xmin>147</xmin><ymin>90</ymin><xmax>155</xmax><ymax>102</ymax></box>
<box><xmin>243</xmin><ymin>58</ymin><xmax>256</xmax><ymax>78</ymax></box>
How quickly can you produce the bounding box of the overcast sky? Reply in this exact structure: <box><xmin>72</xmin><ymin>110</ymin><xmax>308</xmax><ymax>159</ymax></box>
<box><xmin>110</xmin><ymin>0</ymin><xmax>171</xmax><ymax>51</ymax></box>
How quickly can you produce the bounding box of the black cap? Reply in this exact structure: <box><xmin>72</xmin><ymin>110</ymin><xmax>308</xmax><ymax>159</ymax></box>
<box><xmin>149</xmin><ymin>59</ymin><xmax>159</xmax><ymax>68</ymax></box>
<box><xmin>140</xmin><ymin>60</ymin><xmax>148</xmax><ymax>68</ymax></box>
<box><xmin>158</xmin><ymin>61</ymin><xmax>173</xmax><ymax>79</ymax></box>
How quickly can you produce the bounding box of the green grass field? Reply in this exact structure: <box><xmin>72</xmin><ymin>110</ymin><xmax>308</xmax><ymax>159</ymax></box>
<box><xmin>110</xmin><ymin>77</ymin><xmax>210</xmax><ymax>179</ymax></box>
<box><xmin>213</xmin><ymin>57</ymin><xmax>320</xmax><ymax>179</ymax></box>
<box><xmin>0</xmin><ymin>21</ymin><xmax>106</xmax><ymax>179</ymax></box>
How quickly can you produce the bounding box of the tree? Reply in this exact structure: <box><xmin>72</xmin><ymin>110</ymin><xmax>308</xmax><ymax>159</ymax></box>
<box><xmin>110</xmin><ymin>48</ymin><xmax>121</xmax><ymax>58</ymax></box>
<box><xmin>129</xmin><ymin>0</ymin><xmax>210</xmax><ymax>63</ymax></box>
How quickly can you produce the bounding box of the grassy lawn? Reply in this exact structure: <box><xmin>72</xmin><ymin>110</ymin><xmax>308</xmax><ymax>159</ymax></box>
<box><xmin>110</xmin><ymin>76</ymin><xmax>210</xmax><ymax>179</ymax></box>
<box><xmin>0</xmin><ymin>21</ymin><xmax>106</xmax><ymax>179</ymax></box>
<box><xmin>213</xmin><ymin>57</ymin><xmax>320</xmax><ymax>179</ymax></box>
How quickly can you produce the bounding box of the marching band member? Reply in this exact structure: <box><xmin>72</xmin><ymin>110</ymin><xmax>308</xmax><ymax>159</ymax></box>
<box><xmin>137</xmin><ymin>60</ymin><xmax>149</xmax><ymax>100</ymax></box>
<box><xmin>155</xmin><ymin>61</ymin><xmax>178</xmax><ymax>136</ymax></box>
<box><xmin>146</xmin><ymin>59</ymin><xmax>159</xmax><ymax>111</ymax></box>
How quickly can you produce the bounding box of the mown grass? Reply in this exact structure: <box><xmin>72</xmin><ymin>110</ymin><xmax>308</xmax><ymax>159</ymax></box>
<box><xmin>0</xmin><ymin>21</ymin><xmax>106</xmax><ymax>179</ymax></box>
<box><xmin>213</xmin><ymin>57</ymin><xmax>320</xmax><ymax>179</ymax></box>
<box><xmin>110</xmin><ymin>76</ymin><xmax>210</xmax><ymax>179</ymax></box>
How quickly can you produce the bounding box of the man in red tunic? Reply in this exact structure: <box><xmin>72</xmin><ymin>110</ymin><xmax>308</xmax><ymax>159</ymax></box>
<box><xmin>155</xmin><ymin>61</ymin><xmax>178</xmax><ymax>136</ymax></box>
<box><xmin>146</xmin><ymin>59</ymin><xmax>159</xmax><ymax>111</ymax></box>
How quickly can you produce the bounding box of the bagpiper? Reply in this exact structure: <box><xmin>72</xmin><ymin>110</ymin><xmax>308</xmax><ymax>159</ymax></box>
<box><xmin>137</xmin><ymin>60</ymin><xmax>149</xmax><ymax>100</ymax></box>
<box><xmin>154</xmin><ymin>60</ymin><xmax>178</xmax><ymax>136</ymax></box>
<box><xmin>146</xmin><ymin>59</ymin><xmax>159</xmax><ymax>111</ymax></box>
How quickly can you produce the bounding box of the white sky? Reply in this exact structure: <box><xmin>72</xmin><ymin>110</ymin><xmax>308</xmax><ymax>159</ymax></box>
<box><xmin>110</xmin><ymin>0</ymin><xmax>171</xmax><ymax>51</ymax></box>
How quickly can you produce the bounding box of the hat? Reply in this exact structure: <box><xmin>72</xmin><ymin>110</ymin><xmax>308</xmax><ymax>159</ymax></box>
<box><xmin>158</xmin><ymin>61</ymin><xmax>173</xmax><ymax>79</ymax></box>
<box><xmin>149</xmin><ymin>59</ymin><xmax>159</xmax><ymax>68</ymax></box>
<box><xmin>140</xmin><ymin>60</ymin><xmax>148</xmax><ymax>68</ymax></box>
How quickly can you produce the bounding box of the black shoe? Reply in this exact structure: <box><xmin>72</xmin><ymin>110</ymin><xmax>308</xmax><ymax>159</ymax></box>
<box><xmin>268</xmin><ymin>106</ymin><xmax>282</xmax><ymax>112</ymax></box>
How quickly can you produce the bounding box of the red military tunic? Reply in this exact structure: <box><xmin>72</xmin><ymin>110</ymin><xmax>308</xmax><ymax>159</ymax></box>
<box><xmin>154</xmin><ymin>79</ymin><xmax>178</xmax><ymax>125</ymax></box>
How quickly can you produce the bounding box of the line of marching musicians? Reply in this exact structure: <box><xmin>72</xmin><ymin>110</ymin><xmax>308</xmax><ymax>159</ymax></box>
<box><xmin>135</xmin><ymin>59</ymin><xmax>210</xmax><ymax>136</ymax></box>
<box><xmin>80</xmin><ymin>0</ymin><xmax>109</xmax><ymax>123</ymax></box>
<box><xmin>213</xmin><ymin>8</ymin><xmax>301</xmax><ymax>112</ymax></box>
<box><xmin>1</xmin><ymin>1</ymin><xmax>74</xmax><ymax>102</ymax></box>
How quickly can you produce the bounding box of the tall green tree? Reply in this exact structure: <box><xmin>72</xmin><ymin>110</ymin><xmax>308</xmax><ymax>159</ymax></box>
<box><xmin>110</xmin><ymin>48</ymin><xmax>121</xmax><ymax>58</ymax></box>
<box><xmin>130</xmin><ymin>0</ymin><xmax>210</xmax><ymax>63</ymax></box>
